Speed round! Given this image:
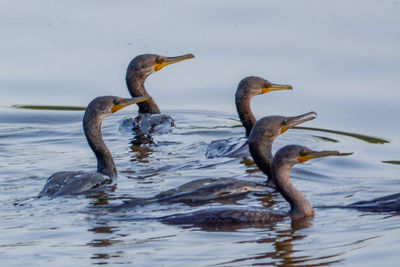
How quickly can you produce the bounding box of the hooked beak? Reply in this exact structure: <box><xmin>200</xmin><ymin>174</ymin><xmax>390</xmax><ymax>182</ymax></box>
<box><xmin>111</xmin><ymin>96</ymin><xmax>150</xmax><ymax>113</ymax></box>
<box><xmin>262</xmin><ymin>83</ymin><xmax>292</xmax><ymax>94</ymax></box>
<box><xmin>281</xmin><ymin>111</ymin><xmax>317</xmax><ymax>134</ymax></box>
<box><xmin>298</xmin><ymin>150</ymin><xmax>353</xmax><ymax>163</ymax></box>
<box><xmin>154</xmin><ymin>54</ymin><xmax>195</xmax><ymax>72</ymax></box>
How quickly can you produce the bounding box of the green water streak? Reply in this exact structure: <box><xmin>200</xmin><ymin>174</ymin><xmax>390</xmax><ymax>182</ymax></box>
<box><xmin>295</xmin><ymin>126</ymin><xmax>389</xmax><ymax>144</ymax></box>
<box><xmin>382</xmin><ymin>160</ymin><xmax>400</xmax><ymax>165</ymax></box>
<box><xmin>12</xmin><ymin>105</ymin><xmax>86</xmax><ymax>111</ymax></box>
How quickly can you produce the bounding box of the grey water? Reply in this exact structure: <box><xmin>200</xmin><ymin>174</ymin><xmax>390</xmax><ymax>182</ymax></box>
<box><xmin>1</xmin><ymin>1</ymin><xmax>400</xmax><ymax>266</ymax></box>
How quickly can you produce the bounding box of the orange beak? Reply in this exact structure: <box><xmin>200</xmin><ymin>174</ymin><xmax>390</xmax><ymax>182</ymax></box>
<box><xmin>154</xmin><ymin>54</ymin><xmax>195</xmax><ymax>72</ymax></box>
<box><xmin>111</xmin><ymin>96</ymin><xmax>150</xmax><ymax>113</ymax></box>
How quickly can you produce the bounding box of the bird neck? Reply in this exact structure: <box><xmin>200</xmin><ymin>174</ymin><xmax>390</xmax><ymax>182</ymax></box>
<box><xmin>83</xmin><ymin>112</ymin><xmax>117</xmax><ymax>178</ymax></box>
<box><xmin>249</xmin><ymin>138</ymin><xmax>273</xmax><ymax>183</ymax></box>
<box><xmin>272</xmin><ymin>163</ymin><xmax>314</xmax><ymax>218</ymax></box>
<box><xmin>126</xmin><ymin>72</ymin><xmax>161</xmax><ymax>114</ymax></box>
<box><xmin>235</xmin><ymin>95</ymin><xmax>256</xmax><ymax>137</ymax></box>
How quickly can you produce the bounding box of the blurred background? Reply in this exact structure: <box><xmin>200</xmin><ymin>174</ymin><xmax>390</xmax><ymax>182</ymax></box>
<box><xmin>1</xmin><ymin>0</ymin><xmax>399</xmax><ymax>137</ymax></box>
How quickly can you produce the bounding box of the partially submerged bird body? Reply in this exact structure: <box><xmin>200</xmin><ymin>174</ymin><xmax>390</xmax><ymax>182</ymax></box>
<box><xmin>133</xmin><ymin>113</ymin><xmax>174</xmax><ymax>135</ymax></box>
<box><xmin>120</xmin><ymin>113</ymin><xmax>175</xmax><ymax>136</ymax></box>
<box><xmin>122</xmin><ymin>53</ymin><xmax>194</xmax><ymax>136</ymax></box>
<box><xmin>39</xmin><ymin>96</ymin><xmax>150</xmax><ymax>197</ymax></box>
<box><xmin>113</xmin><ymin>112</ymin><xmax>317</xmax><ymax>210</ymax></box>
<box><xmin>346</xmin><ymin>193</ymin><xmax>400</xmax><ymax>212</ymax></box>
<box><xmin>157</xmin><ymin>180</ymin><xmax>264</xmax><ymax>204</ymax></box>
<box><xmin>39</xmin><ymin>171</ymin><xmax>111</xmax><ymax>197</ymax></box>
<box><xmin>161</xmin><ymin>208</ymin><xmax>286</xmax><ymax>227</ymax></box>
<box><xmin>113</xmin><ymin>178</ymin><xmax>266</xmax><ymax>210</ymax></box>
<box><xmin>321</xmin><ymin>192</ymin><xmax>400</xmax><ymax>213</ymax></box>
<box><xmin>162</xmin><ymin>143</ymin><xmax>349</xmax><ymax>228</ymax></box>
<box><xmin>205</xmin><ymin>136</ymin><xmax>248</xmax><ymax>158</ymax></box>
<box><xmin>206</xmin><ymin>76</ymin><xmax>292</xmax><ymax>158</ymax></box>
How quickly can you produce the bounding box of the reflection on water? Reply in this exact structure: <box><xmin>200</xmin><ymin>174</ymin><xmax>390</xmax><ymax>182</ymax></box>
<box><xmin>12</xmin><ymin>105</ymin><xmax>86</xmax><ymax>111</ymax></box>
<box><xmin>219</xmin><ymin>218</ymin><xmax>330</xmax><ymax>266</ymax></box>
<box><xmin>1</xmin><ymin>108</ymin><xmax>399</xmax><ymax>266</ymax></box>
<box><xmin>382</xmin><ymin>160</ymin><xmax>400</xmax><ymax>165</ymax></box>
<box><xmin>129</xmin><ymin>142</ymin><xmax>153</xmax><ymax>164</ymax></box>
<box><xmin>296</xmin><ymin>126</ymin><xmax>389</xmax><ymax>144</ymax></box>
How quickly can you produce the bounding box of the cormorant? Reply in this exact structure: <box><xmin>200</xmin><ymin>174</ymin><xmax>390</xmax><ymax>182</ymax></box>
<box><xmin>206</xmin><ymin>76</ymin><xmax>292</xmax><ymax>158</ymax></box>
<box><xmin>39</xmin><ymin>96</ymin><xmax>150</xmax><ymax>197</ymax></box>
<box><xmin>121</xmin><ymin>53</ymin><xmax>194</xmax><ymax>136</ymax></box>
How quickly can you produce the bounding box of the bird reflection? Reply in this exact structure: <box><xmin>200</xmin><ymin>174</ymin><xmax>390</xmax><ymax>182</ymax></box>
<box><xmin>217</xmin><ymin>217</ymin><xmax>343</xmax><ymax>266</ymax></box>
<box><xmin>86</xmin><ymin>189</ymin><xmax>115</xmax><ymax>206</ymax></box>
<box><xmin>220</xmin><ymin>217</ymin><xmax>313</xmax><ymax>264</ymax></box>
<box><xmin>87</xmin><ymin>224</ymin><xmax>123</xmax><ymax>265</ymax></box>
<box><xmin>129</xmin><ymin>142</ymin><xmax>154</xmax><ymax>164</ymax></box>
<box><xmin>240</xmin><ymin>156</ymin><xmax>259</xmax><ymax>172</ymax></box>
<box><xmin>87</xmin><ymin>224</ymin><xmax>118</xmax><ymax>248</ymax></box>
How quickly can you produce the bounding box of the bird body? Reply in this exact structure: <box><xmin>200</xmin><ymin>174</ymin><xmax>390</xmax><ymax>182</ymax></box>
<box><xmin>161</xmin><ymin>208</ymin><xmax>286</xmax><ymax>227</ymax></box>
<box><xmin>346</xmin><ymin>193</ymin><xmax>400</xmax><ymax>212</ymax></box>
<box><xmin>319</xmin><ymin>192</ymin><xmax>400</xmax><ymax>213</ymax></box>
<box><xmin>113</xmin><ymin>178</ymin><xmax>266</xmax><ymax>210</ymax></box>
<box><xmin>205</xmin><ymin>136</ymin><xmax>248</xmax><ymax>158</ymax></box>
<box><xmin>132</xmin><ymin>113</ymin><xmax>175</xmax><ymax>135</ymax></box>
<box><xmin>39</xmin><ymin>171</ymin><xmax>111</xmax><ymax>197</ymax></box>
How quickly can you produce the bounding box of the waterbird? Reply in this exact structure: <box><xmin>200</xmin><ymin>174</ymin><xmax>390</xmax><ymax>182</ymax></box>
<box><xmin>121</xmin><ymin>53</ymin><xmax>194</xmax><ymax>136</ymax></box>
<box><xmin>39</xmin><ymin>96</ymin><xmax>150</xmax><ymax>197</ymax></box>
<box><xmin>206</xmin><ymin>76</ymin><xmax>292</xmax><ymax>158</ymax></box>
<box><xmin>161</xmin><ymin>145</ymin><xmax>351</xmax><ymax>228</ymax></box>
<box><xmin>112</xmin><ymin>112</ymin><xmax>317</xmax><ymax>210</ymax></box>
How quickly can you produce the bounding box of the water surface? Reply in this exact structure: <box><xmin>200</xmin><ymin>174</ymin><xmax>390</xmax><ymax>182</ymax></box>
<box><xmin>1</xmin><ymin>107</ymin><xmax>399</xmax><ymax>266</ymax></box>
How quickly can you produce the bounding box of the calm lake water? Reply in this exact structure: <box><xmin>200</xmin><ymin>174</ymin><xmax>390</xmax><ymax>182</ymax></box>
<box><xmin>1</xmin><ymin>1</ymin><xmax>400</xmax><ymax>266</ymax></box>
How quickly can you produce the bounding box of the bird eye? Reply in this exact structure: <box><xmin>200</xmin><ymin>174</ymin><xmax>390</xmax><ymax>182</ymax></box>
<box><xmin>283</xmin><ymin>119</ymin><xmax>288</xmax><ymax>125</ymax></box>
<box><xmin>113</xmin><ymin>99</ymin><xmax>119</xmax><ymax>105</ymax></box>
<box><xmin>156</xmin><ymin>57</ymin><xmax>162</xmax><ymax>64</ymax></box>
<box><xmin>300</xmin><ymin>151</ymin><xmax>306</xmax><ymax>156</ymax></box>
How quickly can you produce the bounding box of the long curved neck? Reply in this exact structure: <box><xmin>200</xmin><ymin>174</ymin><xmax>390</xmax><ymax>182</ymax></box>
<box><xmin>83</xmin><ymin>112</ymin><xmax>117</xmax><ymax>178</ymax></box>
<box><xmin>126</xmin><ymin>71</ymin><xmax>160</xmax><ymax>114</ymax></box>
<box><xmin>235</xmin><ymin>95</ymin><xmax>256</xmax><ymax>137</ymax></box>
<box><xmin>249</xmin><ymin>138</ymin><xmax>273</xmax><ymax>185</ymax></box>
<box><xmin>272</xmin><ymin>163</ymin><xmax>313</xmax><ymax>218</ymax></box>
